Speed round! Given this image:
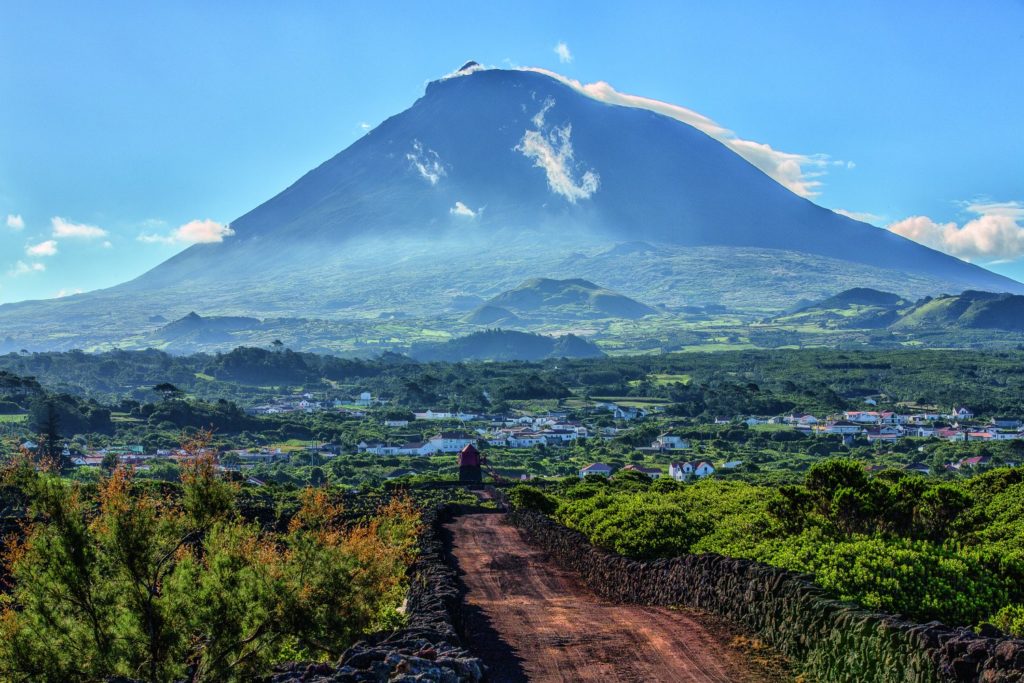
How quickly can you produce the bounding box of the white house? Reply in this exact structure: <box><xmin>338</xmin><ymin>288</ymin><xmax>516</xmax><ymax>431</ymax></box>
<box><xmin>507</xmin><ymin>432</ymin><xmax>546</xmax><ymax>448</ymax></box>
<box><xmin>951</xmin><ymin>406</ymin><xmax>974</xmax><ymax>420</ymax></box>
<box><xmin>652</xmin><ymin>433</ymin><xmax>690</xmax><ymax>451</ymax></box>
<box><xmin>693</xmin><ymin>462</ymin><xmax>716</xmax><ymax>478</ymax></box>
<box><xmin>822</xmin><ymin>421</ymin><xmax>862</xmax><ymax>435</ymax></box>
<box><xmin>579</xmin><ymin>463</ymin><xmax>613</xmax><ymax>478</ymax></box>
<box><xmin>398</xmin><ymin>441</ymin><xmax>433</xmax><ymax>456</ymax></box>
<box><xmin>613</xmin><ymin>405</ymin><xmax>647</xmax><ymax>421</ymax></box>
<box><xmin>384</xmin><ymin>419</ymin><xmax>409</xmax><ymax>428</ymax></box>
<box><xmin>669</xmin><ymin>462</ymin><xmax>693</xmax><ymax>480</ymax></box>
<box><xmin>355</xmin><ymin>391</ymin><xmax>374</xmax><ymax>406</ymax></box>
<box><xmin>425</xmin><ymin>431</ymin><xmax>475</xmax><ymax>453</ymax></box>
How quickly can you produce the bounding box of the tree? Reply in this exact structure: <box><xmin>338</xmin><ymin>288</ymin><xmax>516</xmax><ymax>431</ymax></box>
<box><xmin>101</xmin><ymin>452</ymin><xmax>118</xmax><ymax>472</ymax></box>
<box><xmin>153</xmin><ymin>383</ymin><xmax>181</xmax><ymax>400</ymax></box>
<box><xmin>29</xmin><ymin>397</ymin><xmax>66</xmax><ymax>471</ymax></box>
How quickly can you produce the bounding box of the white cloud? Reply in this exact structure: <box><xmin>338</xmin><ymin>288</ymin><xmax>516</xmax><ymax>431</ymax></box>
<box><xmin>139</xmin><ymin>218</ymin><xmax>235</xmax><ymax>245</ymax></box>
<box><xmin>102</xmin><ymin>240</ymin><xmax>113</xmax><ymax>248</ymax></box>
<box><xmin>516</xmin><ymin>101</ymin><xmax>599</xmax><ymax>203</ymax></box>
<box><xmin>554</xmin><ymin>42</ymin><xmax>573</xmax><ymax>64</ymax></box>
<box><xmin>7</xmin><ymin>261</ymin><xmax>45</xmax><ymax>276</ymax></box>
<box><xmin>359</xmin><ymin>122</ymin><xmax>371</xmax><ymax>130</ymax></box>
<box><xmin>450</xmin><ymin>201</ymin><xmax>477</xmax><ymax>218</ymax></box>
<box><xmin>833</xmin><ymin>208</ymin><xmax>884</xmax><ymax>225</ymax></box>
<box><xmin>516</xmin><ymin>67</ymin><xmax>847</xmax><ymax>198</ymax></box>
<box><xmin>53</xmin><ymin>288</ymin><xmax>83</xmax><ymax>298</ymax></box>
<box><xmin>51</xmin><ymin>216</ymin><xmax>108</xmax><ymax>239</ymax></box>
<box><xmin>26</xmin><ymin>239</ymin><xmax>58</xmax><ymax>257</ymax></box>
<box><xmin>406</xmin><ymin>140</ymin><xmax>446</xmax><ymax>185</ymax></box>
<box><xmin>887</xmin><ymin>201</ymin><xmax>1024</xmax><ymax>262</ymax></box>
<box><xmin>532</xmin><ymin>97</ymin><xmax>554</xmax><ymax>128</ymax></box>
<box><xmin>6</xmin><ymin>214</ymin><xmax>24</xmax><ymax>230</ymax></box>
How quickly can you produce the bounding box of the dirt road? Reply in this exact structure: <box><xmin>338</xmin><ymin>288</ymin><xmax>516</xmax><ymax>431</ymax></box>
<box><xmin>445</xmin><ymin>513</ymin><xmax>782</xmax><ymax>683</ymax></box>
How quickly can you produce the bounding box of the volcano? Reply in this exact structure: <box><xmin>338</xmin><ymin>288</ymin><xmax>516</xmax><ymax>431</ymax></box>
<box><xmin>2</xmin><ymin>65</ymin><xmax>1020</xmax><ymax>351</ymax></box>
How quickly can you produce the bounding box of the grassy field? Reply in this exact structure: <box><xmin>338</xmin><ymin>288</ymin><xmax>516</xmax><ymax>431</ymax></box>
<box><xmin>0</xmin><ymin>414</ymin><xmax>27</xmax><ymax>424</ymax></box>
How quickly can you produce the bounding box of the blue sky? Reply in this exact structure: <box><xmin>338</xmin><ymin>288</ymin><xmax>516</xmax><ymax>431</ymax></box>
<box><xmin>2</xmin><ymin>0</ymin><xmax>1023</xmax><ymax>303</ymax></box>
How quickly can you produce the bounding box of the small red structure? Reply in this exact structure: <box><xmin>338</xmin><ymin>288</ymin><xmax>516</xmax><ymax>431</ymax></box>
<box><xmin>458</xmin><ymin>443</ymin><xmax>482</xmax><ymax>483</ymax></box>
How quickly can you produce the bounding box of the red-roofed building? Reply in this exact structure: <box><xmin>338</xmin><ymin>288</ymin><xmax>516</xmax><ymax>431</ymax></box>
<box><xmin>458</xmin><ymin>444</ymin><xmax>482</xmax><ymax>483</ymax></box>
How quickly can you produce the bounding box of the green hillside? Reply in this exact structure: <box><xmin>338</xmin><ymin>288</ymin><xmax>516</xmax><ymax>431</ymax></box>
<box><xmin>480</xmin><ymin>278</ymin><xmax>657</xmax><ymax>321</ymax></box>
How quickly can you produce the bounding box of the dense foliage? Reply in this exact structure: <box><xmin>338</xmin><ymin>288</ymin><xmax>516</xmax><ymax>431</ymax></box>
<box><xmin>538</xmin><ymin>462</ymin><xmax>1024</xmax><ymax>634</ymax></box>
<box><xmin>0</xmin><ymin>437</ymin><xmax>423</xmax><ymax>682</ymax></box>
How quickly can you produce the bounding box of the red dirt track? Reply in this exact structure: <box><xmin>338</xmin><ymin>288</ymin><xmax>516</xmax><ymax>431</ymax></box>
<box><xmin>445</xmin><ymin>513</ymin><xmax>779</xmax><ymax>682</ymax></box>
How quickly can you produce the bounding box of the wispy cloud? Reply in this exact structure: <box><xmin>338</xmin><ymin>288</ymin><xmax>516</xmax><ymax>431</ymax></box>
<box><xmin>516</xmin><ymin>101</ymin><xmax>599</xmax><ymax>203</ymax></box>
<box><xmin>26</xmin><ymin>239</ymin><xmax>58</xmax><ymax>257</ymax></box>
<box><xmin>833</xmin><ymin>208</ymin><xmax>884</xmax><ymax>225</ymax></box>
<box><xmin>53</xmin><ymin>287</ymin><xmax>83</xmax><ymax>298</ymax></box>
<box><xmin>359</xmin><ymin>122</ymin><xmax>371</xmax><ymax>131</ymax></box>
<box><xmin>554</xmin><ymin>42</ymin><xmax>573</xmax><ymax>64</ymax></box>
<box><xmin>139</xmin><ymin>219</ymin><xmax>235</xmax><ymax>245</ymax></box>
<box><xmin>887</xmin><ymin>200</ymin><xmax>1024</xmax><ymax>262</ymax></box>
<box><xmin>7</xmin><ymin>261</ymin><xmax>45</xmax><ymax>276</ymax></box>
<box><xmin>51</xmin><ymin>216</ymin><xmax>108</xmax><ymax>239</ymax></box>
<box><xmin>6</xmin><ymin>214</ymin><xmax>24</xmax><ymax>230</ymax></box>
<box><xmin>450</xmin><ymin>201</ymin><xmax>478</xmax><ymax>218</ymax></box>
<box><xmin>406</xmin><ymin>140</ymin><xmax>446</xmax><ymax>185</ymax></box>
<box><xmin>516</xmin><ymin>67</ymin><xmax>847</xmax><ymax>198</ymax></box>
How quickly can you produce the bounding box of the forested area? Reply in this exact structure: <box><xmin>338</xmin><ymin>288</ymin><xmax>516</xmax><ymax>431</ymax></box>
<box><xmin>3</xmin><ymin>347</ymin><xmax>1024</xmax><ymax>416</ymax></box>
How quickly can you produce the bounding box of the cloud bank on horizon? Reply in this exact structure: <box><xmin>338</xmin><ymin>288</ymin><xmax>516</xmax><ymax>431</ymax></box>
<box><xmin>887</xmin><ymin>202</ymin><xmax>1024</xmax><ymax>264</ymax></box>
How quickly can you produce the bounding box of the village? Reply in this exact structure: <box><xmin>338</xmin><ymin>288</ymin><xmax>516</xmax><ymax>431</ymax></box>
<box><xmin>28</xmin><ymin>386</ymin><xmax>1021</xmax><ymax>484</ymax></box>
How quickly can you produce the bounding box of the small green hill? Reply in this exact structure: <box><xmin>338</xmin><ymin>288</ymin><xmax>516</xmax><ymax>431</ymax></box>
<box><xmin>462</xmin><ymin>305</ymin><xmax>520</xmax><ymax>326</ymax></box>
<box><xmin>154</xmin><ymin>312</ymin><xmax>262</xmax><ymax>343</ymax></box>
<box><xmin>892</xmin><ymin>291</ymin><xmax>1024</xmax><ymax>331</ymax></box>
<box><xmin>809</xmin><ymin>287</ymin><xmax>908</xmax><ymax>309</ymax></box>
<box><xmin>773</xmin><ymin>288</ymin><xmax>910</xmax><ymax>329</ymax></box>
<box><xmin>410</xmin><ymin>329</ymin><xmax>605</xmax><ymax>362</ymax></box>
<box><xmin>479</xmin><ymin>278</ymin><xmax>656</xmax><ymax>321</ymax></box>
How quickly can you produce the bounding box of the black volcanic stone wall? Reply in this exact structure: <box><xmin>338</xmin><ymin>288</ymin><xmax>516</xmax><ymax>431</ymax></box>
<box><xmin>268</xmin><ymin>504</ymin><xmax>485</xmax><ymax>683</ymax></box>
<box><xmin>509</xmin><ymin>510</ymin><xmax>1024</xmax><ymax>683</ymax></box>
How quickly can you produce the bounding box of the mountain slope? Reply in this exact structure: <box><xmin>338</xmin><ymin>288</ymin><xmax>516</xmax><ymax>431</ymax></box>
<box><xmin>119</xmin><ymin>66</ymin><xmax>1018</xmax><ymax>294</ymax></box>
<box><xmin>0</xmin><ymin>65</ymin><xmax>1021</xmax><ymax>351</ymax></box>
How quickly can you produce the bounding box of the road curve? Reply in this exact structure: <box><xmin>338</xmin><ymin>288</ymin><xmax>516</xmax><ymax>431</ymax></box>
<box><xmin>445</xmin><ymin>513</ymin><xmax>779</xmax><ymax>682</ymax></box>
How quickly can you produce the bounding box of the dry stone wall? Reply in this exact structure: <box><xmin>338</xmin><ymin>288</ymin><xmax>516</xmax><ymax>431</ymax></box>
<box><xmin>509</xmin><ymin>510</ymin><xmax>1024</xmax><ymax>683</ymax></box>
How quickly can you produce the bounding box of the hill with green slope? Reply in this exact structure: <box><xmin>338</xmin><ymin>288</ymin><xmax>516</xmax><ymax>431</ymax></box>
<box><xmin>771</xmin><ymin>287</ymin><xmax>911</xmax><ymax>329</ymax></box>
<box><xmin>892</xmin><ymin>291</ymin><xmax>1024</xmax><ymax>332</ymax></box>
<box><xmin>479</xmin><ymin>278</ymin><xmax>657</xmax><ymax>322</ymax></box>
